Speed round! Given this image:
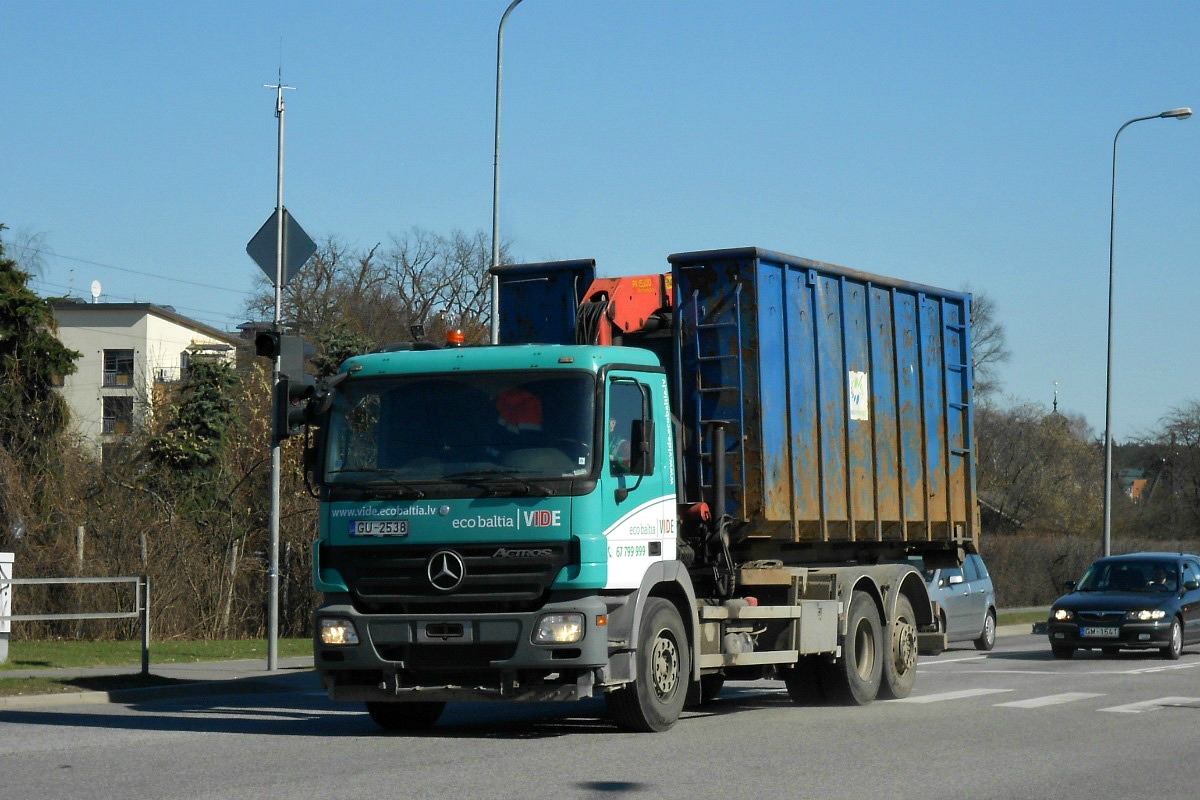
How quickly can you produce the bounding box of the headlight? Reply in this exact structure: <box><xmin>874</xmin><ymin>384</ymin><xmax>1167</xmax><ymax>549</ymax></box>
<box><xmin>532</xmin><ymin>612</ymin><xmax>585</xmax><ymax>644</ymax></box>
<box><xmin>1126</xmin><ymin>609</ymin><xmax>1167</xmax><ymax>621</ymax></box>
<box><xmin>1052</xmin><ymin>608</ymin><xmax>1072</xmax><ymax>621</ymax></box>
<box><xmin>319</xmin><ymin>617</ymin><xmax>360</xmax><ymax>646</ymax></box>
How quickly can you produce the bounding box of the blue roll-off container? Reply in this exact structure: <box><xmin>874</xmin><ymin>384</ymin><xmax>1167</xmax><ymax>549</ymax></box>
<box><xmin>668</xmin><ymin>247</ymin><xmax>978</xmax><ymax>549</ymax></box>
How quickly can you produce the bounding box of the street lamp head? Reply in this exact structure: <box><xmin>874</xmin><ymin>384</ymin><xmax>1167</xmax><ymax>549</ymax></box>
<box><xmin>1160</xmin><ymin>107</ymin><xmax>1192</xmax><ymax>120</ymax></box>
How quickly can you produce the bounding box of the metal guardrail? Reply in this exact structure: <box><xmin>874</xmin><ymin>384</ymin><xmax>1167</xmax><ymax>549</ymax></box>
<box><xmin>0</xmin><ymin>575</ymin><xmax>151</xmax><ymax>675</ymax></box>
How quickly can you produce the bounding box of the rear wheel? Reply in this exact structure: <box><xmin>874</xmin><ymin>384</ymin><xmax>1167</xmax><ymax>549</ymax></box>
<box><xmin>365</xmin><ymin>701</ymin><xmax>445</xmax><ymax>731</ymax></box>
<box><xmin>820</xmin><ymin>590</ymin><xmax>883</xmax><ymax>705</ymax></box>
<box><xmin>1161</xmin><ymin>619</ymin><xmax>1183</xmax><ymax>660</ymax></box>
<box><xmin>974</xmin><ymin>609</ymin><xmax>997</xmax><ymax>651</ymax></box>
<box><xmin>1051</xmin><ymin>644</ymin><xmax>1075</xmax><ymax>660</ymax></box>
<box><xmin>880</xmin><ymin>595</ymin><xmax>918</xmax><ymax>699</ymax></box>
<box><xmin>608</xmin><ymin>598</ymin><xmax>690</xmax><ymax>732</ymax></box>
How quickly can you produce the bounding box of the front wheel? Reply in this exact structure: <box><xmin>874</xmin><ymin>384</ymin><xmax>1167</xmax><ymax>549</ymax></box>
<box><xmin>366</xmin><ymin>701</ymin><xmax>445</xmax><ymax>731</ymax></box>
<box><xmin>820</xmin><ymin>590</ymin><xmax>883</xmax><ymax>705</ymax></box>
<box><xmin>1161</xmin><ymin>619</ymin><xmax>1183</xmax><ymax>660</ymax></box>
<box><xmin>608</xmin><ymin>597</ymin><xmax>691</xmax><ymax>732</ymax></box>
<box><xmin>974</xmin><ymin>609</ymin><xmax>997</xmax><ymax>652</ymax></box>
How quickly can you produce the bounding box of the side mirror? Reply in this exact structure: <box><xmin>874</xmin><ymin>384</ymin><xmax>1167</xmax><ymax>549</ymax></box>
<box><xmin>629</xmin><ymin>418</ymin><xmax>655</xmax><ymax>476</ymax></box>
<box><xmin>1184</xmin><ymin>579</ymin><xmax>1200</xmax><ymax>591</ymax></box>
<box><xmin>1064</xmin><ymin>580</ymin><xmax>1077</xmax><ymax>593</ymax></box>
<box><xmin>614</xmin><ymin>419</ymin><xmax>655</xmax><ymax>504</ymax></box>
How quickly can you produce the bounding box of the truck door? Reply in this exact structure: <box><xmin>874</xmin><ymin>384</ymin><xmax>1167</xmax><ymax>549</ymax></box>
<box><xmin>601</xmin><ymin>374</ymin><xmax>675</xmax><ymax>590</ymax></box>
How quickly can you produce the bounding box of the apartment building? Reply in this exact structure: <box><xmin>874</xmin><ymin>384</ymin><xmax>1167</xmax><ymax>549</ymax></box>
<box><xmin>51</xmin><ymin>301</ymin><xmax>243</xmax><ymax>457</ymax></box>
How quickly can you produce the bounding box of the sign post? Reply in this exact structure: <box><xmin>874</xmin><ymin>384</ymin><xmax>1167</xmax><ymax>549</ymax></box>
<box><xmin>245</xmin><ymin>75</ymin><xmax>314</xmax><ymax>672</ymax></box>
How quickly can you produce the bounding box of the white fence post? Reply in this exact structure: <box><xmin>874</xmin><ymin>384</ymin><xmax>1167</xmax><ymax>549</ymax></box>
<box><xmin>0</xmin><ymin>552</ymin><xmax>13</xmax><ymax>663</ymax></box>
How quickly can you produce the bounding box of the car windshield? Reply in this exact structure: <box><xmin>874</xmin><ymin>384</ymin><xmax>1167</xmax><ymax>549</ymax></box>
<box><xmin>322</xmin><ymin>371</ymin><xmax>595</xmax><ymax>485</ymax></box>
<box><xmin>1077</xmin><ymin>560</ymin><xmax>1178</xmax><ymax>593</ymax></box>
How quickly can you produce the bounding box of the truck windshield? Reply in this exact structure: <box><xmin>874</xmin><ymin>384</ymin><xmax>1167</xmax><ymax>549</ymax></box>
<box><xmin>322</xmin><ymin>371</ymin><xmax>595</xmax><ymax>485</ymax></box>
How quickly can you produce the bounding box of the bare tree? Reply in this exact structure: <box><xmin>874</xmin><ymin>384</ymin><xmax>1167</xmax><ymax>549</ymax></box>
<box><xmin>975</xmin><ymin>402</ymin><xmax>1101</xmax><ymax>535</ymax></box>
<box><xmin>245</xmin><ymin>227</ymin><xmax>504</xmax><ymax>351</ymax></box>
<box><xmin>968</xmin><ymin>290</ymin><xmax>1010</xmax><ymax>402</ymax></box>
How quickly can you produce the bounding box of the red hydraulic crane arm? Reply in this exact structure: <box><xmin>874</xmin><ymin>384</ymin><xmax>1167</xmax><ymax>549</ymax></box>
<box><xmin>575</xmin><ymin>273</ymin><xmax>672</xmax><ymax>345</ymax></box>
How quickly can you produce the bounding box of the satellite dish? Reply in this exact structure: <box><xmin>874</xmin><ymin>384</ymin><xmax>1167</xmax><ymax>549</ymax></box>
<box><xmin>90</xmin><ymin>280</ymin><xmax>101</xmax><ymax>303</ymax></box>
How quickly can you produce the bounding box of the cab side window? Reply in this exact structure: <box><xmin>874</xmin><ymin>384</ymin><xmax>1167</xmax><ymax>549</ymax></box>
<box><xmin>608</xmin><ymin>380</ymin><xmax>650</xmax><ymax>476</ymax></box>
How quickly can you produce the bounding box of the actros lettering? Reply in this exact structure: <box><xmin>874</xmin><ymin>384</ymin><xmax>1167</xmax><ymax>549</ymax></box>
<box><xmin>493</xmin><ymin>547</ymin><xmax>553</xmax><ymax>558</ymax></box>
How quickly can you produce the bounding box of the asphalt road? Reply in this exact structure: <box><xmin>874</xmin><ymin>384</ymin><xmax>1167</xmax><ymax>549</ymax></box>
<box><xmin>2</xmin><ymin>633</ymin><xmax>1198</xmax><ymax>800</ymax></box>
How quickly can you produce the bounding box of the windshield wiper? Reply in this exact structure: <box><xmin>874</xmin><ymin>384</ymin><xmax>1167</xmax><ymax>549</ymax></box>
<box><xmin>326</xmin><ymin>468</ymin><xmax>427</xmax><ymax>498</ymax></box>
<box><xmin>441</xmin><ymin>468</ymin><xmax>546</xmax><ymax>496</ymax></box>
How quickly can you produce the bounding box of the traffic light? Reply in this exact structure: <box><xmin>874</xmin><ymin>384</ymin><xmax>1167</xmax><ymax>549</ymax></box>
<box><xmin>255</xmin><ymin>329</ymin><xmax>282</xmax><ymax>359</ymax></box>
<box><xmin>268</xmin><ymin>335</ymin><xmax>317</xmax><ymax>440</ymax></box>
<box><xmin>274</xmin><ymin>375</ymin><xmax>317</xmax><ymax>440</ymax></box>
<box><xmin>279</xmin><ymin>335</ymin><xmax>316</xmax><ymax>382</ymax></box>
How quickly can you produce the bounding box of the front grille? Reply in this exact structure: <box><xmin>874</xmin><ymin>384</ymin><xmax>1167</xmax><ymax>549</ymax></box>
<box><xmin>1076</xmin><ymin>610</ymin><xmax>1125</xmax><ymax>625</ymax></box>
<box><xmin>376</xmin><ymin>643</ymin><xmax>519</xmax><ymax>669</ymax></box>
<box><xmin>322</xmin><ymin>541</ymin><xmax>574</xmax><ymax>614</ymax></box>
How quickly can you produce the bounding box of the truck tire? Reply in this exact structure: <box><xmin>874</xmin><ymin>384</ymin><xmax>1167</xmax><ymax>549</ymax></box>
<box><xmin>820</xmin><ymin>590</ymin><xmax>883</xmax><ymax>706</ymax></box>
<box><xmin>608</xmin><ymin>597</ymin><xmax>690</xmax><ymax>732</ymax></box>
<box><xmin>366</xmin><ymin>701</ymin><xmax>445</xmax><ymax>731</ymax></box>
<box><xmin>880</xmin><ymin>594</ymin><xmax>918</xmax><ymax>700</ymax></box>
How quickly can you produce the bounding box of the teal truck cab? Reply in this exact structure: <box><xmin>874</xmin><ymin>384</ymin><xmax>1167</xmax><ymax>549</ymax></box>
<box><xmin>302</xmin><ymin>247</ymin><xmax>980</xmax><ymax>732</ymax></box>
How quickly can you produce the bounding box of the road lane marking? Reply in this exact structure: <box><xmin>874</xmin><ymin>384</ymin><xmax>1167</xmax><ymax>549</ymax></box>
<box><xmin>1121</xmin><ymin>662</ymin><xmax>1200</xmax><ymax>675</ymax></box>
<box><xmin>994</xmin><ymin>692</ymin><xmax>1104</xmax><ymax>709</ymax></box>
<box><xmin>1099</xmin><ymin>696</ymin><xmax>1200</xmax><ymax>714</ymax></box>
<box><xmin>921</xmin><ymin>655</ymin><xmax>988</xmax><ymax>664</ymax></box>
<box><xmin>897</xmin><ymin>688</ymin><xmax>1012</xmax><ymax>704</ymax></box>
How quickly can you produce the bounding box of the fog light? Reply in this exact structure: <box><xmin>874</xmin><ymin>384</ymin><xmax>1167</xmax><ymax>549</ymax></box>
<box><xmin>532</xmin><ymin>613</ymin><xmax>584</xmax><ymax>644</ymax></box>
<box><xmin>319</xmin><ymin>617</ymin><xmax>360</xmax><ymax>646</ymax></box>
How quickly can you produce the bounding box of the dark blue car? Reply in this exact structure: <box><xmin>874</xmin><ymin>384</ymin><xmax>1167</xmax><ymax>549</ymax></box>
<box><xmin>1047</xmin><ymin>552</ymin><xmax>1200</xmax><ymax>660</ymax></box>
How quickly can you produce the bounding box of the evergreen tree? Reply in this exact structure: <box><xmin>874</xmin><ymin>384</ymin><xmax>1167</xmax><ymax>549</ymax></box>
<box><xmin>146</xmin><ymin>357</ymin><xmax>241</xmax><ymax>473</ymax></box>
<box><xmin>0</xmin><ymin>224</ymin><xmax>81</xmax><ymax>459</ymax></box>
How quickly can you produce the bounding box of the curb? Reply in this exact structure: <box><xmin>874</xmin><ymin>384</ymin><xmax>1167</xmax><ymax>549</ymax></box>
<box><xmin>0</xmin><ymin>671</ymin><xmax>316</xmax><ymax>711</ymax></box>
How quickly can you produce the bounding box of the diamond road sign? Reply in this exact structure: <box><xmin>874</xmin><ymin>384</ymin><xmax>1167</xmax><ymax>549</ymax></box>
<box><xmin>246</xmin><ymin>207</ymin><xmax>317</xmax><ymax>286</ymax></box>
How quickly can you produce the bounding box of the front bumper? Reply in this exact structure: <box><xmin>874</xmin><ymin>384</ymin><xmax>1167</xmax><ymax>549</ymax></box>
<box><xmin>1046</xmin><ymin>620</ymin><xmax>1174</xmax><ymax>650</ymax></box>
<box><xmin>314</xmin><ymin>593</ymin><xmax>611</xmax><ymax>703</ymax></box>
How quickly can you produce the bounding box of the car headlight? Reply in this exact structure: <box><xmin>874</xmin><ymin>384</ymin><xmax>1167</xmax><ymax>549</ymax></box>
<box><xmin>319</xmin><ymin>617</ymin><xmax>360</xmax><ymax>646</ymax></box>
<box><xmin>1052</xmin><ymin>608</ymin><xmax>1072</xmax><ymax>621</ymax></box>
<box><xmin>1126</xmin><ymin>609</ymin><xmax>1167</xmax><ymax>621</ymax></box>
<box><xmin>532</xmin><ymin>612</ymin><xmax>584</xmax><ymax>644</ymax></box>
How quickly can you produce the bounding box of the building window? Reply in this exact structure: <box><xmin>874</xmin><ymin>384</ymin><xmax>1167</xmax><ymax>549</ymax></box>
<box><xmin>102</xmin><ymin>396</ymin><xmax>134</xmax><ymax>435</ymax></box>
<box><xmin>103</xmin><ymin>349</ymin><xmax>135</xmax><ymax>387</ymax></box>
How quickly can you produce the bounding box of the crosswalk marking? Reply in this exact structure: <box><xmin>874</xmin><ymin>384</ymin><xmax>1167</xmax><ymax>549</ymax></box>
<box><xmin>994</xmin><ymin>692</ymin><xmax>1104</xmax><ymax>709</ymax></box>
<box><xmin>897</xmin><ymin>688</ymin><xmax>1012</xmax><ymax>704</ymax></box>
<box><xmin>1099</xmin><ymin>696</ymin><xmax>1200</xmax><ymax>714</ymax></box>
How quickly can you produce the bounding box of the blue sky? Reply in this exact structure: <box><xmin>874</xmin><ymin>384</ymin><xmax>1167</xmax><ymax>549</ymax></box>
<box><xmin>3</xmin><ymin>1</ymin><xmax>1197</xmax><ymax>441</ymax></box>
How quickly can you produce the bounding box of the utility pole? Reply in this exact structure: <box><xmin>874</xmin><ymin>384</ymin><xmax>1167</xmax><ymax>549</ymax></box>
<box><xmin>264</xmin><ymin>73</ymin><xmax>294</xmax><ymax>671</ymax></box>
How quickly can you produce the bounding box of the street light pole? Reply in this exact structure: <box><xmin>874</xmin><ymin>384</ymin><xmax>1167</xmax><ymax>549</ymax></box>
<box><xmin>1102</xmin><ymin>106</ymin><xmax>1191</xmax><ymax>558</ymax></box>
<box><xmin>490</xmin><ymin>0</ymin><xmax>525</xmax><ymax>345</ymax></box>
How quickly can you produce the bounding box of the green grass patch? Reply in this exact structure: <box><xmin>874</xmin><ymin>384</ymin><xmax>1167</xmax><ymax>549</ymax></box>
<box><xmin>997</xmin><ymin>609</ymin><xmax>1049</xmax><ymax>626</ymax></box>
<box><xmin>0</xmin><ymin>638</ymin><xmax>311</xmax><ymax>671</ymax></box>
